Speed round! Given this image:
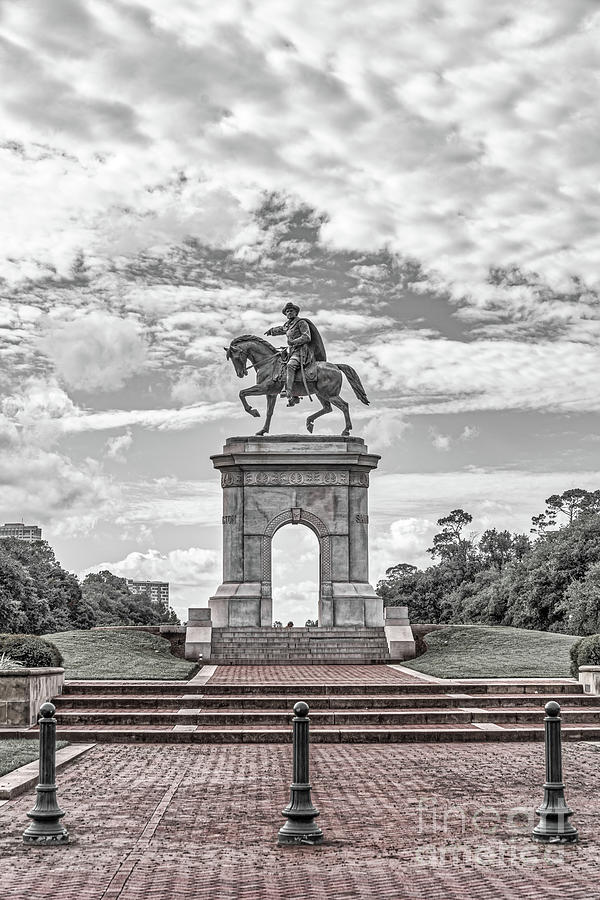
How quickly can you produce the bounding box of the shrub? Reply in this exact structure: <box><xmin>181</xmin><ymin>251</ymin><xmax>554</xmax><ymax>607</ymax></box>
<box><xmin>570</xmin><ymin>634</ymin><xmax>600</xmax><ymax>678</ymax></box>
<box><xmin>0</xmin><ymin>634</ymin><xmax>63</xmax><ymax>668</ymax></box>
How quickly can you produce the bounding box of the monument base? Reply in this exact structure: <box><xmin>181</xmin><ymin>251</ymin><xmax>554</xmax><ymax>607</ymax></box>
<box><xmin>208</xmin><ymin>582</ymin><xmax>383</xmax><ymax>628</ymax></box>
<box><xmin>210</xmin><ymin>435</ymin><xmax>383</xmax><ymax>629</ymax></box>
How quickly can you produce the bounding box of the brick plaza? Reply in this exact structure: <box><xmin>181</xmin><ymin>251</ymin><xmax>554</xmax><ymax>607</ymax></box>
<box><xmin>1</xmin><ymin>737</ymin><xmax>599</xmax><ymax>899</ymax></box>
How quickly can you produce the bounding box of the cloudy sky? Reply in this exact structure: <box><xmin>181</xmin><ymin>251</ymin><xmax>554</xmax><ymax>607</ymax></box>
<box><xmin>2</xmin><ymin>0</ymin><xmax>600</xmax><ymax>624</ymax></box>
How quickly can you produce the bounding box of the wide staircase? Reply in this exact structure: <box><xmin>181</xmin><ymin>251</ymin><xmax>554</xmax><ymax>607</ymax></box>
<box><xmin>209</xmin><ymin>626</ymin><xmax>391</xmax><ymax>664</ymax></box>
<box><xmin>23</xmin><ymin>675</ymin><xmax>600</xmax><ymax>744</ymax></box>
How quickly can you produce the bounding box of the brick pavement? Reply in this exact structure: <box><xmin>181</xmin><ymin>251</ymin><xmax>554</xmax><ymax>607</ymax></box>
<box><xmin>0</xmin><ymin>741</ymin><xmax>599</xmax><ymax>899</ymax></box>
<box><xmin>209</xmin><ymin>664</ymin><xmax>423</xmax><ymax>684</ymax></box>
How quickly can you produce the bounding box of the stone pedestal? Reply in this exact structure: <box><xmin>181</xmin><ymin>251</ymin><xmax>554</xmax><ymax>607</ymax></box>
<box><xmin>579</xmin><ymin>666</ymin><xmax>600</xmax><ymax>695</ymax></box>
<box><xmin>383</xmin><ymin>606</ymin><xmax>416</xmax><ymax>661</ymax></box>
<box><xmin>184</xmin><ymin>608</ymin><xmax>212</xmax><ymax>662</ymax></box>
<box><xmin>209</xmin><ymin>435</ymin><xmax>382</xmax><ymax>627</ymax></box>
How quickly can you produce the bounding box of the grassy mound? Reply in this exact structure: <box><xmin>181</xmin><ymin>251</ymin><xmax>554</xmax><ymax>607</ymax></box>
<box><xmin>403</xmin><ymin>625</ymin><xmax>580</xmax><ymax>679</ymax></box>
<box><xmin>0</xmin><ymin>739</ymin><xmax>69</xmax><ymax>778</ymax></box>
<box><xmin>44</xmin><ymin>629</ymin><xmax>197</xmax><ymax>681</ymax></box>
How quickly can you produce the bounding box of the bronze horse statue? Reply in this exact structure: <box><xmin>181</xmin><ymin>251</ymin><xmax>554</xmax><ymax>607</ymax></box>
<box><xmin>225</xmin><ymin>334</ymin><xmax>369</xmax><ymax>436</ymax></box>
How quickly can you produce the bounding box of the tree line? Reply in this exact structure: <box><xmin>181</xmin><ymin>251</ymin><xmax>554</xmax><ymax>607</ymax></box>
<box><xmin>0</xmin><ymin>538</ymin><xmax>179</xmax><ymax>634</ymax></box>
<box><xmin>377</xmin><ymin>489</ymin><xmax>600</xmax><ymax>635</ymax></box>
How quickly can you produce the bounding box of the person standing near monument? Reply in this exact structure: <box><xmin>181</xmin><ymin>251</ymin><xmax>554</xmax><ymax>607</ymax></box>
<box><xmin>265</xmin><ymin>303</ymin><xmax>327</xmax><ymax>405</ymax></box>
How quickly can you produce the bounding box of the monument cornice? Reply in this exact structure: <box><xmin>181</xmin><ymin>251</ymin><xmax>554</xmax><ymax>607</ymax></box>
<box><xmin>211</xmin><ymin>435</ymin><xmax>380</xmax><ymax>474</ymax></box>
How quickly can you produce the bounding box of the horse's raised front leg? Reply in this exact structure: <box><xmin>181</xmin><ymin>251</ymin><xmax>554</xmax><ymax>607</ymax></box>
<box><xmin>256</xmin><ymin>393</ymin><xmax>277</xmax><ymax>436</ymax></box>
<box><xmin>329</xmin><ymin>395</ymin><xmax>352</xmax><ymax>436</ymax></box>
<box><xmin>239</xmin><ymin>385</ymin><xmax>265</xmax><ymax>418</ymax></box>
<box><xmin>306</xmin><ymin>396</ymin><xmax>332</xmax><ymax>434</ymax></box>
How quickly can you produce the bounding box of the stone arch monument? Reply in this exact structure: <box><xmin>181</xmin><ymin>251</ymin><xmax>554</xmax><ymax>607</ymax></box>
<box><xmin>208</xmin><ymin>435</ymin><xmax>383</xmax><ymax>627</ymax></box>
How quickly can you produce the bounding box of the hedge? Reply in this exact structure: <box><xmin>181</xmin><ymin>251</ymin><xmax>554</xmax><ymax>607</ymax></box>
<box><xmin>0</xmin><ymin>634</ymin><xmax>63</xmax><ymax>668</ymax></box>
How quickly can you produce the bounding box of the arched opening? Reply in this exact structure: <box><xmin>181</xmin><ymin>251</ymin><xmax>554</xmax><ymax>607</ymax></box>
<box><xmin>270</xmin><ymin>524</ymin><xmax>320</xmax><ymax>627</ymax></box>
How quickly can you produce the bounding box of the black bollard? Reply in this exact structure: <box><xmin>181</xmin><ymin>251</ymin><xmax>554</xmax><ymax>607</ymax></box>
<box><xmin>277</xmin><ymin>701</ymin><xmax>324</xmax><ymax>845</ymax></box>
<box><xmin>532</xmin><ymin>700</ymin><xmax>578</xmax><ymax>843</ymax></box>
<box><xmin>23</xmin><ymin>702</ymin><xmax>69</xmax><ymax>845</ymax></box>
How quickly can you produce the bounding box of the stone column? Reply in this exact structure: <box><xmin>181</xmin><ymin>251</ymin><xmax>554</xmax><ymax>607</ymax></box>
<box><xmin>221</xmin><ymin>471</ymin><xmax>244</xmax><ymax>583</ymax></box>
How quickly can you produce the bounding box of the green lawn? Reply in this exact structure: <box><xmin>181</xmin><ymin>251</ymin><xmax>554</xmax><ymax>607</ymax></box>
<box><xmin>44</xmin><ymin>629</ymin><xmax>198</xmax><ymax>680</ymax></box>
<box><xmin>0</xmin><ymin>739</ymin><xmax>69</xmax><ymax>778</ymax></box>
<box><xmin>403</xmin><ymin>625</ymin><xmax>580</xmax><ymax>679</ymax></box>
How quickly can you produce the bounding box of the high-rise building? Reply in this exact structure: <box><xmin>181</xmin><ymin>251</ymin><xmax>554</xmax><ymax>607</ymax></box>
<box><xmin>126</xmin><ymin>579</ymin><xmax>170</xmax><ymax>607</ymax></box>
<box><xmin>0</xmin><ymin>522</ymin><xmax>43</xmax><ymax>542</ymax></box>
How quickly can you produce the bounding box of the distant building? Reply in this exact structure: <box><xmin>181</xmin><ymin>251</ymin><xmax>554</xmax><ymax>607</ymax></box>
<box><xmin>126</xmin><ymin>579</ymin><xmax>170</xmax><ymax>607</ymax></box>
<box><xmin>0</xmin><ymin>522</ymin><xmax>42</xmax><ymax>542</ymax></box>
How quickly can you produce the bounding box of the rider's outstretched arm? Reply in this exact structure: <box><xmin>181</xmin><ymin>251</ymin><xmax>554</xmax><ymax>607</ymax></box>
<box><xmin>265</xmin><ymin>325</ymin><xmax>286</xmax><ymax>336</ymax></box>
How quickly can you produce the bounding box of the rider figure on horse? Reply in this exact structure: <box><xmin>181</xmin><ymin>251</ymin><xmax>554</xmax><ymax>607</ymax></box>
<box><xmin>265</xmin><ymin>303</ymin><xmax>327</xmax><ymax>406</ymax></box>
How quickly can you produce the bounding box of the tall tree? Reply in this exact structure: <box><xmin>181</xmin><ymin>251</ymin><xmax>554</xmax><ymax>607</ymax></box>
<box><xmin>531</xmin><ymin>489</ymin><xmax>600</xmax><ymax>533</ymax></box>
<box><xmin>427</xmin><ymin>509</ymin><xmax>476</xmax><ymax>581</ymax></box>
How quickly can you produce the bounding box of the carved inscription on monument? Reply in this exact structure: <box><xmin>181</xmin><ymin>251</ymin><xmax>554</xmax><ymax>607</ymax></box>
<box><xmin>222</xmin><ymin>515</ymin><xmax>237</xmax><ymax>524</ymax></box>
<box><xmin>222</xmin><ymin>470</ymin><xmax>369</xmax><ymax>487</ymax></box>
<box><xmin>221</xmin><ymin>471</ymin><xmax>243</xmax><ymax>487</ymax></box>
<box><xmin>245</xmin><ymin>471</ymin><xmax>349</xmax><ymax>487</ymax></box>
<box><xmin>355</xmin><ymin>514</ymin><xmax>369</xmax><ymax>524</ymax></box>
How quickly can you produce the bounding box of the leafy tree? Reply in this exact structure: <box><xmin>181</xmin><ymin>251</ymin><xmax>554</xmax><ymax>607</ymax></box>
<box><xmin>427</xmin><ymin>509</ymin><xmax>476</xmax><ymax>582</ymax></box>
<box><xmin>80</xmin><ymin>572</ymin><xmax>175</xmax><ymax>626</ymax></box>
<box><xmin>478</xmin><ymin>529</ymin><xmax>531</xmax><ymax>572</ymax></box>
<box><xmin>0</xmin><ymin>549</ymin><xmax>31</xmax><ymax>633</ymax></box>
<box><xmin>531</xmin><ymin>489</ymin><xmax>600</xmax><ymax>533</ymax></box>
<box><xmin>0</xmin><ymin>542</ymin><xmax>55</xmax><ymax>633</ymax></box>
<box><xmin>377</xmin><ymin>494</ymin><xmax>600</xmax><ymax>633</ymax></box>
<box><xmin>0</xmin><ymin>539</ymin><xmax>84</xmax><ymax>632</ymax></box>
<box><xmin>560</xmin><ymin>563</ymin><xmax>600</xmax><ymax>636</ymax></box>
<box><xmin>377</xmin><ymin>563</ymin><xmax>454</xmax><ymax>623</ymax></box>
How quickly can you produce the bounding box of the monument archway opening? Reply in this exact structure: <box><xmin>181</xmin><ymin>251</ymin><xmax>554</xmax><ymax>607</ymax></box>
<box><xmin>270</xmin><ymin>525</ymin><xmax>319</xmax><ymax>626</ymax></box>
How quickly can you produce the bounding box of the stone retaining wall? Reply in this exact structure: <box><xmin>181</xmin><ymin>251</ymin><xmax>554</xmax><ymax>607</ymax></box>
<box><xmin>0</xmin><ymin>667</ymin><xmax>64</xmax><ymax>727</ymax></box>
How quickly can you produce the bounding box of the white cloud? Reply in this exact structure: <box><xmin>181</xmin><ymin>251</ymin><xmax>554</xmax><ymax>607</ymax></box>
<box><xmin>59</xmin><ymin>401</ymin><xmax>239</xmax><ymax>433</ymax></box>
<box><xmin>430</xmin><ymin>430</ymin><xmax>451</xmax><ymax>452</ymax></box>
<box><xmin>460</xmin><ymin>425</ymin><xmax>479</xmax><ymax>442</ymax></box>
<box><xmin>272</xmin><ymin>580</ymin><xmax>319</xmax><ymax>626</ymax></box>
<box><xmin>0</xmin><ymin>377</ymin><xmax>118</xmax><ymax>532</ymax></box>
<box><xmin>352</xmin><ymin>334</ymin><xmax>600</xmax><ymax>414</ymax></box>
<box><xmin>371</xmin><ymin>517</ymin><xmax>435</xmax><ymax>579</ymax></box>
<box><xmin>39</xmin><ymin>310</ymin><xmax>148</xmax><ymax>391</ymax></box>
<box><xmin>428</xmin><ymin>423</ymin><xmax>479</xmax><ymax>452</ymax></box>
<box><xmin>117</xmin><ymin>478</ymin><xmax>221</xmax><ymax>528</ymax></box>
<box><xmin>104</xmin><ymin>429</ymin><xmax>132</xmax><ymax>462</ymax></box>
<box><xmin>370</xmin><ymin>468</ymin><xmax>600</xmax><ymax>536</ymax></box>
<box><xmin>0</xmin><ymin>0</ymin><xmax>599</xmax><ymax>312</ymax></box>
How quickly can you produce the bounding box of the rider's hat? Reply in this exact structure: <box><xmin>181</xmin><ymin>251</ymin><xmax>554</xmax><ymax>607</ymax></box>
<box><xmin>281</xmin><ymin>302</ymin><xmax>300</xmax><ymax>315</ymax></box>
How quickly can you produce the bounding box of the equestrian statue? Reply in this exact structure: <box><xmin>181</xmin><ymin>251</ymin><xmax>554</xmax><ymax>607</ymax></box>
<box><xmin>224</xmin><ymin>302</ymin><xmax>369</xmax><ymax>436</ymax></box>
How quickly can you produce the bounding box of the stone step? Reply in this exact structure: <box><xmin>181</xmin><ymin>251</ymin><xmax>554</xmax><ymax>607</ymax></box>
<box><xmin>211</xmin><ymin>627</ymin><xmax>387</xmax><ymax>633</ymax></box>
<box><xmin>3</xmin><ymin>723</ymin><xmax>599</xmax><ymax>744</ymax></box>
<box><xmin>52</xmin><ymin>706</ymin><xmax>600</xmax><ymax>728</ymax></box>
<box><xmin>209</xmin><ymin>659</ymin><xmax>391</xmax><ymax>665</ymax></box>
<box><xmin>61</xmin><ymin>679</ymin><xmax>583</xmax><ymax>696</ymax></box>
<box><xmin>52</xmin><ymin>692</ymin><xmax>598</xmax><ymax>711</ymax></box>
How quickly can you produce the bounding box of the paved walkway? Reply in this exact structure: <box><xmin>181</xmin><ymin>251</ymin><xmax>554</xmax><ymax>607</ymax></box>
<box><xmin>208</xmin><ymin>664</ymin><xmax>424</xmax><ymax>684</ymax></box>
<box><xmin>1</xmin><ymin>741</ymin><xmax>598</xmax><ymax>899</ymax></box>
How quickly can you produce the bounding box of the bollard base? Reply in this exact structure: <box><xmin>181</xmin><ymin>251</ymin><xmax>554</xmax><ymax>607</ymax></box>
<box><xmin>532</xmin><ymin>822</ymin><xmax>579</xmax><ymax>844</ymax></box>
<box><xmin>278</xmin><ymin>781</ymin><xmax>323</xmax><ymax>846</ymax></box>
<box><xmin>23</xmin><ymin>828</ymin><xmax>70</xmax><ymax>845</ymax></box>
<box><xmin>277</xmin><ymin>824</ymin><xmax>324</xmax><ymax>846</ymax></box>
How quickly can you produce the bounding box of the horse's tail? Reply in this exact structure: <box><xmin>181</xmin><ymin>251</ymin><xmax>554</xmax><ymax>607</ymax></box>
<box><xmin>337</xmin><ymin>363</ymin><xmax>370</xmax><ymax>405</ymax></box>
